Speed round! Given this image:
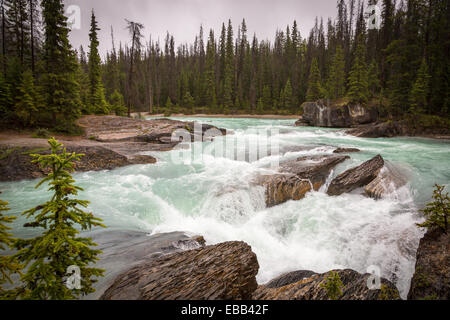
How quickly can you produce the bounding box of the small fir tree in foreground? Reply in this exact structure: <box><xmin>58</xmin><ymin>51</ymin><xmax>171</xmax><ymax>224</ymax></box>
<box><xmin>14</xmin><ymin>138</ymin><xmax>106</xmax><ymax>300</ymax></box>
<box><xmin>417</xmin><ymin>184</ymin><xmax>449</xmax><ymax>234</ymax></box>
<box><xmin>0</xmin><ymin>198</ymin><xmax>22</xmax><ymax>299</ymax></box>
<box><xmin>320</xmin><ymin>271</ymin><xmax>344</xmax><ymax>300</ymax></box>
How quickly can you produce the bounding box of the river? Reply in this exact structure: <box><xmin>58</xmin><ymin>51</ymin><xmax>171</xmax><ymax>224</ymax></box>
<box><xmin>1</xmin><ymin>117</ymin><xmax>449</xmax><ymax>298</ymax></box>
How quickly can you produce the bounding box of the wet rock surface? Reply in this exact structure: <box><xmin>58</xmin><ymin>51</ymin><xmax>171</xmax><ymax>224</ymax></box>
<box><xmin>84</xmin><ymin>230</ymin><xmax>206</xmax><ymax>300</ymax></box>
<box><xmin>364</xmin><ymin>163</ymin><xmax>407</xmax><ymax>199</ymax></box>
<box><xmin>333</xmin><ymin>147</ymin><xmax>360</xmax><ymax>154</ymax></box>
<box><xmin>0</xmin><ymin>145</ymin><xmax>157</xmax><ymax>182</ymax></box>
<box><xmin>261</xmin><ymin>154</ymin><xmax>349</xmax><ymax>207</ymax></box>
<box><xmin>100</xmin><ymin>241</ymin><xmax>259</xmax><ymax>300</ymax></box>
<box><xmin>408</xmin><ymin>226</ymin><xmax>450</xmax><ymax>300</ymax></box>
<box><xmin>254</xmin><ymin>269</ymin><xmax>401</xmax><ymax>300</ymax></box>
<box><xmin>298</xmin><ymin>100</ymin><xmax>377</xmax><ymax>128</ymax></box>
<box><xmin>327</xmin><ymin>155</ymin><xmax>384</xmax><ymax>196</ymax></box>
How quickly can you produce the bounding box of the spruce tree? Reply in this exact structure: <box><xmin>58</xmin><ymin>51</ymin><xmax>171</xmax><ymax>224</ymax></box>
<box><xmin>409</xmin><ymin>58</ymin><xmax>430</xmax><ymax>115</ymax></box>
<box><xmin>368</xmin><ymin>60</ymin><xmax>381</xmax><ymax>98</ymax></box>
<box><xmin>326</xmin><ymin>45</ymin><xmax>345</xmax><ymax>100</ymax></box>
<box><xmin>14</xmin><ymin>138</ymin><xmax>105</xmax><ymax>300</ymax></box>
<box><xmin>41</xmin><ymin>0</ymin><xmax>81</xmax><ymax>127</ymax></box>
<box><xmin>204</xmin><ymin>30</ymin><xmax>217</xmax><ymax>108</ymax></box>
<box><xmin>284</xmin><ymin>79</ymin><xmax>294</xmax><ymax>110</ymax></box>
<box><xmin>223</xmin><ymin>20</ymin><xmax>234</xmax><ymax>109</ymax></box>
<box><xmin>0</xmin><ymin>71</ymin><xmax>12</xmax><ymax>116</ymax></box>
<box><xmin>14</xmin><ymin>69</ymin><xmax>38</xmax><ymax>126</ymax></box>
<box><xmin>109</xmin><ymin>89</ymin><xmax>126</xmax><ymax>116</ymax></box>
<box><xmin>347</xmin><ymin>39</ymin><xmax>369</xmax><ymax>104</ymax></box>
<box><xmin>306</xmin><ymin>58</ymin><xmax>323</xmax><ymax>101</ymax></box>
<box><xmin>0</xmin><ymin>197</ymin><xmax>22</xmax><ymax>299</ymax></box>
<box><xmin>88</xmin><ymin>11</ymin><xmax>109</xmax><ymax>114</ymax></box>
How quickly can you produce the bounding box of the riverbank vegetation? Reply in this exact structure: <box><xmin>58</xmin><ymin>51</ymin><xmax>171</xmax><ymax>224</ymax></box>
<box><xmin>0</xmin><ymin>0</ymin><xmax>448</xmax><ymax>132</ymax></box>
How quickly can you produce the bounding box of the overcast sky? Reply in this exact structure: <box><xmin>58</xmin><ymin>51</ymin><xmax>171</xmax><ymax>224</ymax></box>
<box><xmin>64</xmin><ymin>0</ymin><xmax>338</xmax><ymax>57</ymax></box>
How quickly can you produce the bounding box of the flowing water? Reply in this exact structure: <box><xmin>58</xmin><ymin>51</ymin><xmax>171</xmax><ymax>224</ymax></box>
<box><xmin>1</xmin><ymin>117</ymin><xmax>449</xmax><ymax>298</ymax></box>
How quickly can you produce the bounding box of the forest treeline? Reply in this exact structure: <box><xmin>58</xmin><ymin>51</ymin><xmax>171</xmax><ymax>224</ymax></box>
<box><xmin>0</xmin><ymin>0</ymin><xmax>448</xmax><ymax>132</ymax></box>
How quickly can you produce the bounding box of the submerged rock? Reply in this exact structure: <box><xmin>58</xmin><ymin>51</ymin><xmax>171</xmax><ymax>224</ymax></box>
<box><xmin>333</xmin><ymin>147</ymin><xmax>360</xmax><ymax>154</ymax></box>
<box><xmin>254</xmin><ymin>269</ymin><xmax>401</xmax><ymax>300</ymax></box>
<box><xmin>298</xmin><ymin>100</ymin><xmax>377</xmax><ymax>128</ymax></box>
<box><xmin>327</xmin><ymin>155</ymin><xmax>384</xmax><ymax>196</ymax></box>
<box><xmin>100</xmin><ymin>241</ymin><xmax>259</xmax><ymax>300</ymax></box>
<box><xmin>261</xmin><ymin>154</ymin><xmax>349</xmax><ymax>207</ymax></box>
<box><xmin>408</xmin><ymin>226</ymin><xmax>450</xmax><ymax>300</ymax></box>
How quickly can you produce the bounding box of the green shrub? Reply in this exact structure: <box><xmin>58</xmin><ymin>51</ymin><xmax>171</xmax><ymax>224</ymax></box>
<box><xmin>320</xmin><ymin>271</ymin><xmax>344</xmax><ymax>300</ymax></box>
<box><xmin>417</xmin><ymin>184</ymin><xmax>449</xmax><ymax>233</ymax></box>
<box><xmin>32</xmin><ymin>128</ymin><xmax>50</xmax><ymax>139</ymax></box>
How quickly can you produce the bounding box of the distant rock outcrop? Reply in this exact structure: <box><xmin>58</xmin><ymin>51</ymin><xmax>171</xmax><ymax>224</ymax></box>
<box><xmin>297</xmin><ymin>100</ymin><xmax>377</xmax><ymax>128</ymax></box>
<box><xmin>254</xmin><ymin>269</ymin><xmax>401</xmax><ymax>300</ymax></box>
<box><xmin>100</xmin><ymin>241</ymin><xmax>259</xmax><ymax>300</ymax></box>
<box><xmin>327</xmin><ymin>155</ymin><xmax>384</xmax><ymax>196</ymax></box>
<box><xmin>408</xmin><ymin>226</ymin><xmax>450</xmax><ymax>300</ymax></box>
<box><xmin>260</xmin><ymin>154</ymin><xmax>349</xmax><ymax>207</ymax></box>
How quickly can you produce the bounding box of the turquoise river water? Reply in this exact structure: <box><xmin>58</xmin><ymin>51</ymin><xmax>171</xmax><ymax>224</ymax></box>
<box><xmin>1</xmin><ymin>117</ymin><xmax>449</xmax><ymax>298</ymax></box>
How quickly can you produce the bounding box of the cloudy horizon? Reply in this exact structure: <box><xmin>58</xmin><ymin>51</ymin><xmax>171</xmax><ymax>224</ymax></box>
<box><xmin>64</xmin><ymin>0</ymin><xmax>339</xmax><ymax>57</ymax></box>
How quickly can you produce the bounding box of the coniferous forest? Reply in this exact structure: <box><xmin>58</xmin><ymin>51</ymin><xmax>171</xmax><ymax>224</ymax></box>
<box><xmin>0</xmin><ymin>0</ymin><xmax>448</xmax><ymax>132</ymax></box>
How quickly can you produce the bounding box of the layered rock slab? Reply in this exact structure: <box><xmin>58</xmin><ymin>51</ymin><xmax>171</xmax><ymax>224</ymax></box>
<box><xmin>261</xmin><ymin>154</ymin><xmax>349</xmax><ymax>207</ymax></box>
<box><xmin>100</xmin><ymin>241</ymin><xmax>259</xmax><ymax>300</ymax></box>
<box><xmin>327</xmin><ymin>155</ymin><xmax>384</xmax><ymax>196</ymax></box>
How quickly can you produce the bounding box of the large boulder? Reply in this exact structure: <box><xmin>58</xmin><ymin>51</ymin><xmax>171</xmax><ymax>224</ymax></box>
<box><xmin>327</xmin><ymin>155</ymin><xmax>384</xmax><ymax>196</ymax></box>
<box><xmin>254</xmin><ymin>269</ymin><xmax>401</xmax><ymax>300</ymax></box>
<box><xmin>298</xmin><ymin>100</ymin><xmax>377</xmax><ymax>128</ymax></box>
<box><xmin>261</xmin><ymin>154</ymin><xmax>349</xmax><ymax>207</ymax></box>
<box><xmin>100</xmin><ymin>241</ymin><xmax>259</xmax><ymax>300</ymax></box>
<box><xmin>408</xmin><ymin>226</ymin><xmax>450</xmax><ymax>300</ymax></box>
<box><xmin>83</xmin><ymin>230</ymin><xmax>206</xmax><ymax>300</ymax></box>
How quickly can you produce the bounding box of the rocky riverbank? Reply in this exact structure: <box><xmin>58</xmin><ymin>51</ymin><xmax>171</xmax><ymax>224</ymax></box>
<box><xmin>95</xmin><ymin>230</ymin><xmax>401</xmax><ymax>300</ymax></box>
<box><xmin>0</xmin><ymin>115</ymin><xmax>227</xmax><ymax>182</ymax></box>
<box><xmin>295</xmin><ymin>100</ymin><xmax>450</xmax><ymax>139</ymax></box>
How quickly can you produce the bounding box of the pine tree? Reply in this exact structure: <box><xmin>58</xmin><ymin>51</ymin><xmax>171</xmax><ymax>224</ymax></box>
<box><xmin>284</xmin><ymin>79</ymin><xmax>294</xmax><ymax>110</ymax></box>
<box><xmin>183</xmin><ymin>91</ymin><xmax>195</xmax><ymax>113</ymax></box>
<box><xmin>262</xmin><ymin>85</ymin><xmax>272</xmax><ymax>110</ymax></box>
<box><xmin>347</xmin><ymin>39</ymin><xmax>369</xmax><ymax>104</ymax></box>
<box><xmin>14</xmin><ymin>138</ymin><xmax>105</xmax><ymax>300</ymax></box>
<box><xmin>204</xmin><ymin>30</ymin><xmax>216</xmax><ymax>108</ymax></box>
<box><xmin>306</xmin><ymin>58</ymin><xmax>323</xmax><ymax>101</ymax></box>
<box><xmin>14</xmin><ymin>69</ymin><xmax>38</xmax><ymax>126</ymax></box>
<box><xmin>0</xmin><ymin>197</ymin><xmax>22</xmax><ymax>299</ymax></box>
<box><xmin>368</xmin><ymin>60</ymin><xmax>381</xmax><ymax>98</ymax></box>
<box><xmin>88</xmin><ymin>11</ymin><xmax>108</xmax><ymax>114</ymax></box>
<box><xmin>109</xmin><ymin>89</ymin><xmax>126</xmax><ymax>116</ymax></box>
<box><xmin>41</xmin><ymin>0</ymin><xmax>81</xmax><ymax>127</ymax></box>
<box><xmin>326</xmin><ymin>45</ymin><xmax>345</xmax><ymax>100</ymax></box>
<box><xmin>409</xmin><ymin>58</ymin><xmax>430</xmax><ymax>115</ymax></box>
<box><xmin>0</xmin><ymin>71</ymin><xmax>12</xmax><ymax>115</ymax></box>
<box><xmin>223</xmin><ymin>20</ymin><xmax>234</xmax><ymax>109</ymax></box>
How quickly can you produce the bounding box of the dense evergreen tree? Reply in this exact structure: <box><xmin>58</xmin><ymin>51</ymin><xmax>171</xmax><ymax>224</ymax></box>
<box><xmin>347</xmin><ymin>38</ymin><xmax>369</xmax><ymax>104</ymax></box>
<box><xmin>409</xmin><ymin>58</ymin><xmax>430</xmax><ymax>114</ymax></box>
<box><xmin>306</xmin><ymin>58</ymin><xmax>323</xmax><ymax>101</ymax></box>
<box><xmin>326</xmin><ymin>45</ymin><xmax>345</xmax><ymax>100</ymax></box>
<box><xmin>14</xmin><ymin>69</ymin><xmax>38</xmax><ymax>126</ymax></box>
<box><xmin>88</xmin><ymin>11</ymin><xmax>108</xmax><ymax>114</ymax></box>
<box><xmin>40</xmin><ymin>0</ymin><xmax>81</xmax><ymax>128</ymax></box>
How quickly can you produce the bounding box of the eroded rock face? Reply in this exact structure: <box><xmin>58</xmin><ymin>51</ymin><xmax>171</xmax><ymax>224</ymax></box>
<box><xmin>261</xmin><ymin>154</ymin><xmax>349</xmax><ymax>207</ymax></box>
<box><xmin>408</xmin><ymin>226</ymin><xmax>450</xmax><ymax>300</ymax></box>
<box><xmin>100</xmin><ymin>241</ymin><xmax>259</xmax><ymax>300</ymax></box>
<box><xmin>327</xmin><ymin>155</ymin><xmax>384</xmax><ymax>196</ymax></box>
<box><xmin>298</xmin><ymin>100</ymin><xmax>377</xmax><ymax>128</ymax></box>
<box><xmin>254</xmin><ymin>269</ymin><xmax>401</xmax><ymax>300</ymax></box>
